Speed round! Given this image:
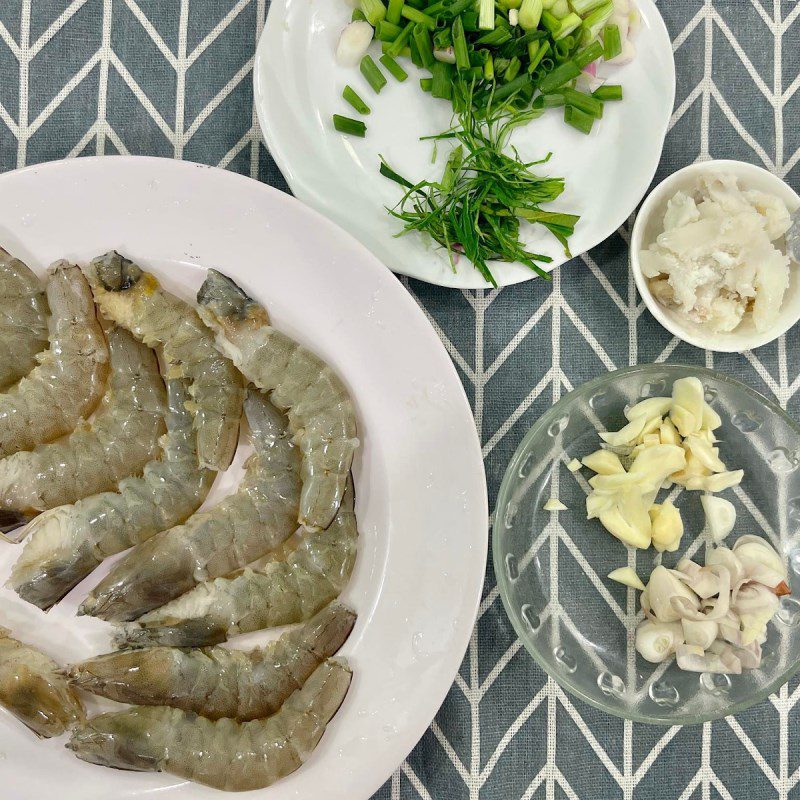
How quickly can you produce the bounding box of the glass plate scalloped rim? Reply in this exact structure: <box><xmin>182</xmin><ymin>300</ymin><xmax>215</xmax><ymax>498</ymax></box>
<box><xmin>254</xmin><ymin>0</ymin><xmax>676</xmax><ymax>289</ymax></box>
<box><xmin>493</xmin><ymin>364</ymin><xmax>800</xmax><ymax>725</ymax></box>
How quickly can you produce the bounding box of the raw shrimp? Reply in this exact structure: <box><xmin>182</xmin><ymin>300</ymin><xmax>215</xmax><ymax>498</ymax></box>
<box><xmin>0</xmin><ymin>626</ymin><xmax>84</xmax><ymax>738</ymax></box>
<box><xmin>0</xmin><ymin>247</ymin><xmax>48</xmax><ymax>389</ymax></box>
<box><xmin>67</xmin><ymin>658</ymin><xmax>351</xmax><ymax>792</ymax></box>
<box><xmin>89</xmin><ymin>252</ymin><xmax>243</xmax><ymax>471</ymax></box>
<box><xmin>68</xmin><ymin>603</ymin><xmax>355</xmax><ymax>721</ymax></box>
<box><xmin>0</xmin><ymin>327</ymin><xmax>166</xmax><ymax>516</ymax></box>
<box><xmin>9</xmin><ymin>379</ymin><xmax>215</xmax><ymax>610</ymax></box>
<box><xmin>197</xmin><ymin>269</ymin><xmax>358</xmax><ymax>531</ymax></box>
<box><xmin>0</xmin><ymin>261</ymin><xmax>108</xmax><ymax>458</ymax></box>
<box><xmin>80</xmin><ymin>389</ymin><xmax>301</xmax><ymax>622</ymax></box>
<box><xmin>119</xmin><ymin>478</ymin><xmax>358</xmax><ymax>648</ymax></box>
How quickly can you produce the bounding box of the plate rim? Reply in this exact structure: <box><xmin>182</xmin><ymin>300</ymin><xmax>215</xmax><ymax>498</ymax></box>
<box><xmin>492</xmin><ymin>362</ymin><xmax>800</xmax><ymax>726</ymax></box>
<box><xmin>253</xmin><ymin>0</ymin><xmax>677</xmax><ymax>289</ymax></box>
<box><xmin>0</xmin><ymin>155</ymin><xmax>489</xmax><ymax>797</ymax></box>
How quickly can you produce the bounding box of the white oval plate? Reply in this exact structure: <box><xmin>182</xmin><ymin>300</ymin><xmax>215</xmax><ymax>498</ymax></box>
<box><xmin>254</xmin><ymin>0</ymin><xmax>675</xmax><ymax>289</ymax></box>
<box><xmin>0</xmin><ymin>157</ymin><xmax>488</xmax><ymax>800</ymax></box>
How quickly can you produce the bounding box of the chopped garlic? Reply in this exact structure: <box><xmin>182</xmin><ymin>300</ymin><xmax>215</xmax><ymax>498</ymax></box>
<box><xmin>543</xmin><ymin>498</ymin><xmax>567</xmax><ymax>512</ymax></box>
<box><xmin>608</xmin><ymin>566</ymin><xmax>646</xmax><ymax>591</ymax></box>
<box><xmin>700</xmin><ymin>495</ymin><xmax>736</xmax><ymax>543</ymax></box>
<box><xmin>582</xmin><ymin>450</ymin><xmax>625</xmax><ymax>475</ymax></box>
<box><xmin>567</xmin><ymin>458</ymin><xmax>582</xmax><ymax>472</ymax></box>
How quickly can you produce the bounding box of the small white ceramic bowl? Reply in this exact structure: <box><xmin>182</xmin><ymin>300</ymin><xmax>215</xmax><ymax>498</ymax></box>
<box><xmin>630</xmin><ymin>159</ymin><xmax>800</xmax><ymax>352</ymax></box>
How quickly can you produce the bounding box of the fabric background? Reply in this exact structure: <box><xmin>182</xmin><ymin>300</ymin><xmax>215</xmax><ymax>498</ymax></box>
<box><xmin>0</xmin><ymin>1</ymin><xmax>799</xmax><ymax>797</ymax></box>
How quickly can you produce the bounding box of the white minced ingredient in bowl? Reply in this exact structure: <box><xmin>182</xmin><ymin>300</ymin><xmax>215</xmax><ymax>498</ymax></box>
<box><xmin>639</xmin><ymin>173</ymin><xmax>792</xmax><ymax>333</ymax></box>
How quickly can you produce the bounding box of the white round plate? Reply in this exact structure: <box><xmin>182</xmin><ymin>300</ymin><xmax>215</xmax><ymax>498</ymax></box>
<box><xmin>254</xmin><ymin>0</ymin><xmax>675</xmax><ymax>289</ymax></box>
<box><xmin>0</xmin><ymin>157</ymin><xmax>488</xmax><ymax>800</ymax></box>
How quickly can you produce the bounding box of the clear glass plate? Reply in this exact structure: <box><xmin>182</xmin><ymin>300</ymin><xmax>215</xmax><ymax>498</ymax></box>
<box><xmin>494</xmin><ymin>365</ymin><xmax>800</xmax><ymax>724</ymax></box>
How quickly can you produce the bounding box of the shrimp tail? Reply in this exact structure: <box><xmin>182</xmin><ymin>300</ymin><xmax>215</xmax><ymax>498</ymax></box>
<box><xmin>92</xmin><ymin>251</ymin><xmax>143</xmax><ymax>292</ymax></box>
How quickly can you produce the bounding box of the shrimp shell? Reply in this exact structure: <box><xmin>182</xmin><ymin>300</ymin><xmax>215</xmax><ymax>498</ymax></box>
<box><xmin>0</xmin><ymin>626</ymin><xmax>84</xmax><ymax>738</ymax></box>
<box><xmin>0</xmin><ymin>248</ymin><xmax>48</xmax><ymax>389</ymax></box>
<box><xmin>0</xmin><ymin>261</ymin><xmax>108</xmax><ymax>458</ymax></box>
<box><xmin>0</xmin><ymin>327</ymin><xmax>166</xmax><ymax>515</ymax></box>
<box><xmin>80</xmin><ymin>389</ymin><xmax>301</xmax><ymax>623</ymax></box>
<box><xmin>119</xmin><ymin>478</ymin><xmax>357</xmax><ymax>648</ymax></box>
<box><xmin>88</xmin><ymin>252</ymin><xmax>243</xmax><ymax>471</ymax></box>
<box><xmin>68</xmin><ymin>603</ymin><xmax>355</xmax><ymax>721</ymax></box>
<box><xmin>197</xmin><ymin>269</ymin><xmax>358</xmax><ymax>531</ymax></box>
<box><xmin>67</xmin><ymin>658</ymin><xmax>351</xmax><ymax>792</ymax></box>
<box><xmin>9</xmin><ymin>379</ymin><xmax>215</xmax><ymax>610</ymax></box>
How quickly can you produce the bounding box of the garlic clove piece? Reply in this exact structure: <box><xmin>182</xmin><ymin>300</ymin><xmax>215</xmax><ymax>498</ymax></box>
<box><xmin>701</xmin><ymin>403</ymin><xmax>723</xmax><ymax>431</ymax></box>
<box><xmin>635</xmin><ymin>619</ymin><xmax>684</xmax><ymax>663</ymax></box>
<box><xmin>543</xmin><ymin>498</ymin><xmax>567</xmax><ymax>512</ymax></box>
<box><xmin>630</xmin><ymin>444</ymin><xmax>686</xmax><ymax>484</ymax></box>
<box><xmin>702</xmin><ymin>470</ymin><xmax>744</xmax><ymax>493</ymax></box>
<box><xmin>567</xmin><ymin>458</ymin><xmax>582</xmax><ymax>472</ymax></box>
<box><xmin>669</xmin><ymin>405</ymin><xmax>697</xmax><ymax>438</ymax></box>
<box><xmin>608</xmin><ymin>566</ymin><xmax>646</xmax><ymax>591</ymax></box>
<box><xmin>672</xmin><ymin>377</ymin><xmax>705</xmax><ymax>429</ymax></box>
<box><xmin>700</xmin><ymin>495</ymin><xmax>736</xmax><ymax>543</ymax></box>
<box><xmin>650</xmin><ymin>500</ymin><xmax>684</xmax><ymax>553</ymax></box>
<box><xmin>684</xmin><ymin>435</ymin><xmax>727</xmax><ymax>473</ymax></box>
<box><xmin>626</xmin><ymin>397</ymin><xmax>672</xmax><ymax>422</ymax></box>
<box><xmin>599</xmin><ymin>506</ymin><xmax>651</xmax><ymax>549</ymax></box>
<box><xmin>582</xmin><ymin>449</ymin><xmax>625</xmax><ymax>475</ymax></box>
<box><xmin>642</xmin><ymin>433</ymin><xmax>661</xmax><ymax>447</ymax></box>
<box><xmin>588</xmin><ymin>473</ymin><xmax>639</xmax><ymax>493</ymax></box>
<box><xmin>599</xmin><ymin>416</ymin><xmax>648</xmax><ymax>447</ymax></box>
<box><xmin>659</xmin><ymin>418</ymin><xmax>681</xmax><ymax>445</ymax></box>
<box><xmin>586</xmin><ymin>492</ymin><xmax>615</xmax><ymax>519</ymax></box>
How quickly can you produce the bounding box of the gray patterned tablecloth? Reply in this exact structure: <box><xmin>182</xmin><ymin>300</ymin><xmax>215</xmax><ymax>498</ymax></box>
<box><xmin>0</xmin><ymin>1</ymin><xmax>798</xmax><ymax>798</ymax></box>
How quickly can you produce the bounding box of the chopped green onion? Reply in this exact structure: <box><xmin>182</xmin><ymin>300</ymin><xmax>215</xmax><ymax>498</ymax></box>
<box><xmin>504</xmin><ymin>55</ymin><xmax>521</xmax><ymax>81</ymax></box>
<box><xmin>405</xmin><ymin>0</ymin><xmax>425</xmax><ymax>7</ymax></box>
<box><xmin>484</xmin><ymin>51</ymin><xmax>495</xmax><ymax>78</ymax></box>
<box><xmin>433</xmin><ymin>27</ymin><xmax>452</xmax><ymax>48</ymax></box>
<box><xmin>518</xmin><ymin>0</ymin><xmax>542</xmax><ymax>29</ymax></box>
<box><xmin>593</xmin><ymin>83</ymin><xmax>623</xmax><ymax>101</ymax></box>
<box><xmin>550</xmin><ymin>0</ymin><xmax>569</xmax><ymax>16</ymax></box>
<box><xmin>475</xmin><ymin>26</ymin><xmax>513</xmax><ymax>44</ymax></box>
<box><xmin>360</xmin><ymin>55</ymin><xmax>388</xmax><ymax>93</ymax></box>
<box><xmin>564</xmin><ymin>104</ymin><xmax>594</xmax><ymax>134</ymax></box>
<box><xmin>562</xmin><ymin>87</ymin><xmax>603</xmax><ymax>117</ymax></box>
<box><xmin>443</xmin><ymin>0</ymin><xmax>476</xmax><ymax>16</ymax></box>
<box><xmin>574</xmin><ymin>40</ymin><xmax>603</xmax><ymax>68</ymax></box>
<box><xmin>533</xmin><ymin>91</ymin><xmax>566</xmax><ymax>108</ymax></box>
<box><xmin>569</xmin><ymin>0</ymin><xmax>609</xmax><ymax>13</ymax></box>
<box><xmin>382</xmin><ymin>41</ymin><xmax>411</xmax><ymax>56</ymax></box>
<box><xmin>401</xmin><ymin>5</ymin><xmax>437</xmax><ymax>28</ymax></box>
<box><xmin>479</xmin><ymin>0</ymin><xmax>496</xmax><ymax>29</ymax></box>
<box><xmin>420</xmin><ymin>76</ymin><xmax>433</xmax><ymax>91</ymax></box>
<box><xmin>527</xmin><ymin>40</ymin><xmax>550</xmax><ymax>72</ymax></box>
<box><xmin>462</xmin><ymin>10</ymin><xmax>480</xmax><ymax>29</ymax></box>
<box><xmin>387</xmin><ymin>0</ymin><xmax>405</xmax><ymax>23</ymax></box>
<box><xmin>375</xmin><ymin>19</ymin><xmax>403</xmax><ymax>40</ymax></box>
<box><xmin>487</xmin><ymin>73</ymin><xmax>531</xmax><ymax>102</ymax></box>
<box><xmin>351</xmin><ymin>8</ymin><xmax>368</xmax><ymax>21</ymax></box>
<box><xmin>452</xmin><ymin>16</ymin><xmax>471</xmax><ymax>70</ymax></box>
<box><xmin>412</xmin><ymin>22</ymin><xmax>435</xmax><ymax>67</ymax></box>
<box><xmin>554</xmin><ymin>37</ymin><xmax>572</xmax><ymax>61</ymax></box>
<box><xmin>333</xmin><ymin>114</ymin><xmax>367</xmax><ymax>137</ymax></box>
<box><xmin>342</xmin><ymin>85</ymin><xmax>371</xmax><ymax>114</ymax></box>
<box><xmin>360</xmin><ymin>0</ymin><xmax>387</xmax><ymax>25</ymax></box>
<box><xmin>380</xmin><ymin>52</ymin><xmax>409</xmax><ymax>80</ymax></box>
<box><xmin>387</xmin><ymin>20</ymin><xmax>414</xmax><ymax>55</ymax></box>
<box><xmin>538</xmin><ymin>59</ymin><xmax>580</xmax><ymax>92</ymax></box>
<box><xmin>581</xmin><ymin>0</ymin><xmax>613</xmax><ymax>39</ymax></box>
<box><xmin>431</xmin><ymin>60</ymin><xmax>454</xmax><ymax>98</ymax></box>
<box><xmin>542</xmin><ymin>9</ymin><xmax>581</xmax><ymax>38</ymax></box>
<box><xmin>603</xmin><ymin>24</ymin><xmax>622</xmax><ymax>60</ymax></box>
<box><xmin>409</xmin><ymin>34</ymin><xmax>423</xmax><ymax>65</ymax></box>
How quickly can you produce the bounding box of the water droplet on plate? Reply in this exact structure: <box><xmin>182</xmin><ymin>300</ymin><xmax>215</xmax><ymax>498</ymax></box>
<box><xmin>521</xmin><ymin>604</ymin><xmax>541</xmax><ymax>632</ymax></box>
<box><xmin>505</xmin><ymin>553</ymin><xmax>519</xmax><ymax>581</ymax></box>
<box><xmin>776</xmin><ymin>597</ymin><xmax>800</xmax><ymax>627</ymax></box>
<box><xmin>768</xmin><ymin>448</ymin><xmax>799</xmax><ymax>474</ymax></box>
<box><xmin>597</xmin><ymin>671</ymin><xmax>624</xmax><ymax>697</ymax></box>
<box><xmin>649</xmin><ymin>681</ymin><xmax>680</xmax><ymax>708</ymax></box>
<box><xmin>553</xmin><ymin>647</ymin><xmax>577</xmax><ymax>673</ymax></box>
<box><xmin>700</xmin><ymin>672</ymin><xmax>731</xmax><ymax>695</ymax></box>
<box><xmin>731</xmin><ymin>411</ymin><xmax>763</xmax><ymax>433</ymax></box>
<box><xmin>548</xmin><ymin>417</ymin><xmax>568</xmax><ymax>437</ymax></box>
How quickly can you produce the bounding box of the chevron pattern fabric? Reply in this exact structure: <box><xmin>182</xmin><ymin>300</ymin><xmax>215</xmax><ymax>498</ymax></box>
<box><xmin>0</xmin><ymin>1</ymin><xmax>799</xmax><ymax>798</ymax></box>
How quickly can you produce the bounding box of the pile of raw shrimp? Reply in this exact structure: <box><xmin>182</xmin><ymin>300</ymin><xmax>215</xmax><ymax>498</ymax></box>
<box><xmin>0</xmin><ymin>247</ymin><xmax>359</xmax><ymax>792</ymax></box>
